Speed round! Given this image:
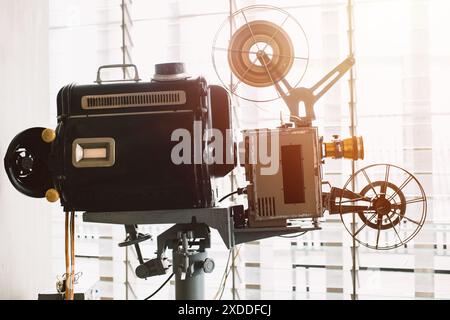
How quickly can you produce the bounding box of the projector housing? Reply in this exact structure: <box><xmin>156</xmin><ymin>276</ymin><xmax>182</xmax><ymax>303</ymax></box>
<box><xmin>55</xmin><ymin>78</ymin><xmax>234</xmax><ymax>212</ymax></box>
<box><xmin>5</xmin><ymin>64</ymin><xmax>235</xmax><ymax>213</ymax></box>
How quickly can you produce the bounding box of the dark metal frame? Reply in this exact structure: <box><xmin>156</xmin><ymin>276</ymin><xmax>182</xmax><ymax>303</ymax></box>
<box><xmin>83</xmin><ymin>206</ymin><xmax>320</xmax><ymax>249</ymax></box>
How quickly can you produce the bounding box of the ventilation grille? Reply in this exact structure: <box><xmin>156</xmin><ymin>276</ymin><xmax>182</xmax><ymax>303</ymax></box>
<box><xmin>81</xmin><ymin>91</ymin><xmax>187</xmax><ymax>110</ymax></box>
<box><xmin>257</xmin><ymin>197</ymin><xmax>276</xmax><ymax>217</ymax></box>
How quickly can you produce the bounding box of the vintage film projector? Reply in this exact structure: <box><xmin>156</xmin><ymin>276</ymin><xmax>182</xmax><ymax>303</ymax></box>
<box><xmin>2</xmin><ymin>5</ymin><xmax>427</xmax><ymax>299</ymax></box>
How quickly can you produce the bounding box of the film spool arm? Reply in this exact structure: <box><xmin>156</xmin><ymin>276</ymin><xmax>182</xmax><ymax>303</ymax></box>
<box><xmin>310</xmin><ymin>55</ymin><xmax>355</xmax><ymax>102</ymax></box>
<box><xmin>269</xmin><ymin>55</ymin><xmax>355</xmax><ymax>126</ymax></box>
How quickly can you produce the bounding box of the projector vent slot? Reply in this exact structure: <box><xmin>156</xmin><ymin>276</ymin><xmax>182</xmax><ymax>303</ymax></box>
<box><xmin>81</xmin><ymin>91</ymin><xmax>187</xmax><ymax>110</ymax></box>
<box><xmin>257</xmin><ymin>197</ymin><xmax>276</xmax><ymax>217</ymax></box>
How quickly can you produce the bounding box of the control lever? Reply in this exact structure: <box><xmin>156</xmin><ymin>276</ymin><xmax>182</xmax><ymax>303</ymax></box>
<box><xmin>119</xmin><ymin>225</ymin><xmax>152</xmax><ymax>265</ymax></box>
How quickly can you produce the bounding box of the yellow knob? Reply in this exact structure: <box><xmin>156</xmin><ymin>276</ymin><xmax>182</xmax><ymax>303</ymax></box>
<box><xmin>42</xmin><ymin>128</ymin><xmax>56</xmax><ymax>143</ymax></box>
<box><xmin>45</xmin><ymin>189</ymin><xmax>60</xmax><ymax>203</ymax></box>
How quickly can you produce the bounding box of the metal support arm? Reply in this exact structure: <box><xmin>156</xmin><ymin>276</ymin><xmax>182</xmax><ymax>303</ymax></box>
<box><xmin>271</xmin><ymin>55</ymin><xmax>355</xmax><ymax>126</ymax></box>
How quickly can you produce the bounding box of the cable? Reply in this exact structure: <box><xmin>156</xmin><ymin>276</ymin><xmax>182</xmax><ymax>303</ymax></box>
<box><xmin>64</xmin><ymin>212</ymin><xmax>70</xmax><ymax>301</ymax></box>
<box><xmin>218</xmin><ymin>268</ymin><xmax>231</xmax><ymax>300</ymax></box>
<box><xmin>63</xmin><ymin>211</ymin><xmax>77</xmax><ymax>300</ymax></box>
<box><xmin>219</xmin><ymin>247</ymin><xmax>241</xmax><ymax>300</ymax></box>
<box><xmin>219</xmin><ymin>191</ymin><xmax>239</xmax><ymax>203</ymax></box>
<box><xmin>70</xmin><ymin>211</ymin><xmax>75</xmax><ymax>300</ymax></box>
<box><xmin>215</xmin><ymin>246</ymin><xmax>242</xmax><ymax>300</ymax></box>
<box><xmin>213</xmin><ymin>249</ymin><xmax>232</xmax><ymax>299</ymax></box>
<box><xmin>279</xmin><ymin>231</ymin><xmax>308</xmax><ymax>239</ymax></box>
<box><xmin>219</xmin><ymin>188</ymin><xmax>247</xmax><ymax>203</ymax></box>
<box><xmin>144</xmin><ymin>273</ymin><xmax>175</xmax><ymax>300</ymax></box>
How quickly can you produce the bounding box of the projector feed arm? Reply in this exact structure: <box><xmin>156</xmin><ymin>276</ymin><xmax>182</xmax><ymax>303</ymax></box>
<box><xmin>310</xmin><ymin>56</ymin><xmax>355</xmax><ymax>102</ymax></box>
<box><xmin>274</xmin><ymin>56</ymin><xmax>355</xmax><ymax>126</ymax></box>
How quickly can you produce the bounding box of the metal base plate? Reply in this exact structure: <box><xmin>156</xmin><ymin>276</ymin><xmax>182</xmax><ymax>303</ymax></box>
<box><xmin>83</xmin><ymin>206</ymin><xmax>321</xmax><ymax>247</ymax></box>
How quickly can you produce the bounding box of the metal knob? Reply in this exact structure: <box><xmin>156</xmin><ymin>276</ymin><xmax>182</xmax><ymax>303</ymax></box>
<box><xmin>42</xmin><ymin>128</ymin><xmax>56</xmax><ymax>143</ymax></box>
<box><xmin>153</xmin><ymin>63</ymin><xmax>188</xmax><ymax>82</ymax></box>
<box><xmin>45</xmin><ymin>189</ymin><xmax>60</xmax><ymax>203</ymax></box>
<box><xmin>202</xmin><ymin>258</ymin><xmax>215</xmax><ymax>274</ymax></box>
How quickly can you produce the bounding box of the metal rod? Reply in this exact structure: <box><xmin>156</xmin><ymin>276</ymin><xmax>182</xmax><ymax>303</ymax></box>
<box><xmin>229</xmin><ymin>0</ymin><xmax>237</xmax><ymax>301</ymax></box>
<box><xmin>121</xmin><ymin>0</ymin><xmax>126</xmax><ymax>79</ymax></box>
<box><xmin>121</xmin><ymin>0</ymin><xmax>129</xmax><ymax>300</ymax></box>
<box><xmin>347</xmin><ymin>0</ymin><xmax>358</xmax><ymax>301</ymax></box>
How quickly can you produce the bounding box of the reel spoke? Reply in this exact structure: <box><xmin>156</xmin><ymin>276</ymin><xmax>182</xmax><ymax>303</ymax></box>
<box><xmin>388</xmin><ymin>175</ymin><xmax>413</xmax><ymax>201</ymax></box>
<box><xmin>380</xmin><ymin>164</ymin><xmax>391</xmax><ymax>197</ymax></box>
<box><xmin>241</xmin><ymin>11</ymin><xmax>261</xmax><ymax>51</ymax></box>
<box><xmin>391</xmin><ymin>212</ymin><xmax>421</xmax><ymax>226</ymax></box>
<box><xmin>213</xmin><ymin>47</ymin><xmax>259</xmax><ymax>56</ymax></box>
<box><xmin>267</xmin><ymin>53</ymin><xmax>309</xmax><ymax>61</ymax></box>
<box><xmin>375</xmin><ymin>220</ymin><xmax>382</xmax><ymax>249</ymax></box>
<box><xmin>361</xmin><ymin>168</ymin><xmax>378</xmax><ymax>197</ymax></box>
<box><xmin>405</xmin><ymin>196</ymin><xmax>426</xmax><ymax>205</ymax></box>
<box><xmin>354</xmin><ymin>213</ymin><xmax>376</xmax><ymax>237</ymax></box>
<box><xmin>230</xmin><ymin>54</ymin><xmax>261</xmax><ymax>93</ymax></box>
<box><xmin>258</xmin><ymin>51</ymin><xmax>282</xmax><ymax>99</ymax></box>
<box><xmin>260</xmin><ymin>15</ymin><xmax>290</xmax><ymax>52</ymax></box>
<box><xmin>387</xmin><ymin>214</ymin><xmax>405</xmax><ymax>246</ymax></box>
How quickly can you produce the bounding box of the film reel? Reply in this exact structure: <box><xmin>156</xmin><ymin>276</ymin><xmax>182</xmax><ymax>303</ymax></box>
<box><xmin>337</xmin><ymin>164</ymin><xmax>427</xmax><ymax>250</ymax></box>
<box><xmin>212</xmin><ymin>5</ymin><xmax>309</xmax><ymax>102</ymax></box>
<box><xmin>227</xmin><ymin>20</ymin><xmax>295</xmax><ymax>88</ymax></box>
<box><xmin>4</xmin><ymin>127</ymin><xmax>53</xmax><ymax>198</ymax></box>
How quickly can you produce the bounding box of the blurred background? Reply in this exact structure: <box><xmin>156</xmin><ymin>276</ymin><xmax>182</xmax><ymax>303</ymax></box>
<box><xmin>1</xmin><ymin>0</ymin><xmax>450</xmax><ymax>299</ymax></box>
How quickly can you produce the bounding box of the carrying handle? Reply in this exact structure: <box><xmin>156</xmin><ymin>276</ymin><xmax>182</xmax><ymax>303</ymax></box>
<box><xmin>95</xmin><ymin>64</ymin><xmax>141</xmax><ymax>84</ymax></box>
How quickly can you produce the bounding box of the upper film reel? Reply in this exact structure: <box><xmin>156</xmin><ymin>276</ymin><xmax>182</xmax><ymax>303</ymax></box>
<box><xmin>212</xmin><ymin>5</ymin><xmax>310</xmax><ymax>102</ymax></box>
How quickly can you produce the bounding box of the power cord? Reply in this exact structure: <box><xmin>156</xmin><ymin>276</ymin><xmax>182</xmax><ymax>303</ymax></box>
<box><xmin>219</xmin><ymin>188</ymin><xmax>247</xmax><ymax>203</ymax></box>
<box><xmin>215</xmin><ymin>246</ymin><xmax>242</xmax><ymax>300</ymax></box>
<box><xmin>144</xmin><ymin>273</ymin><xmax>175</xmax><ymax>300</ymax></box>
<box><xmin>213</xmin><ymin>250</ymin><xmax>232</xmax><ymax>300</ymax></box>
<box><xmin>279</xmin><ymin>231</ymin><xmax>308</xmax><ymax>239</ymax></box>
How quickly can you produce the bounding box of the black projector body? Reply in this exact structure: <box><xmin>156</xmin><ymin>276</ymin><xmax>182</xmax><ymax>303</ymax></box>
<box><xmin>4</xmin><ymin>64</ymin><xmax>235</xmax><ymax>212</ymax></box>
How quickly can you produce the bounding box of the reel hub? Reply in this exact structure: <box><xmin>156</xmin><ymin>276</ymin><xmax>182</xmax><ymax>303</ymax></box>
<box><xmin>373</xmin><ymin>197</ymin><xmax>392</xmax><ymax>216</ymax></box>
<box><xmin>358</xmin><ymin>181</ymin><xmax>406</xmax><ymax>231</ymax></box>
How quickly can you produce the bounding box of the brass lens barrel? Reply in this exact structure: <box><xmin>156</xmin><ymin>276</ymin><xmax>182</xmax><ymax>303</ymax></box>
<box><xmin>324</xmin><ymin>136</ymin><xmax>364</xmax><ymax>161</ymax></box>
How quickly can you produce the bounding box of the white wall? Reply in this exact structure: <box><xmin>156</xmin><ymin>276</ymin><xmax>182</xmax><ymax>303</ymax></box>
<box><xmin>0</xmin><ymin>0</ymin><xmax>52</xmax><ymax>299</ymax></box>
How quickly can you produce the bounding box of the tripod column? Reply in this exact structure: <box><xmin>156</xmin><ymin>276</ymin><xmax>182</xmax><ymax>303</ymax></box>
<box><xmin>173</xmin><ymin>250</ymin><xmax>207</xmax><ymax>300</ymax></box>
<box><xmin>172</xmin><ymin>230</ymin><xmax>214</xmax><ymax>300</ymax></box>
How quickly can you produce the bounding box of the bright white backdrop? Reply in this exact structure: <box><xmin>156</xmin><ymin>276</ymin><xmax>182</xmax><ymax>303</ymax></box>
<box><xmin>0</xmin><ymin>0</ymin><xmax>52</xmax><ymax>299</ymax></box>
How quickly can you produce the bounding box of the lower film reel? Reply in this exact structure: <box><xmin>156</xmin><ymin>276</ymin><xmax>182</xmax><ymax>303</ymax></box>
<box><xmin>337</xmin><ymin>164</ymin><xmax>427</xmax><ymax>250</ymax></box>
<box><xmin>212</xmin><ymin>5</ymin><xmax>310</xmax><ymax>102</ymax></box>
<box><xmin>4</xmin><ymin>127</ymin><xmax>53</xmax><ymax>198</ymax></box>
